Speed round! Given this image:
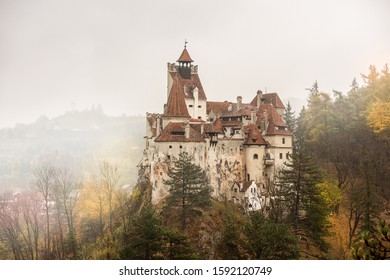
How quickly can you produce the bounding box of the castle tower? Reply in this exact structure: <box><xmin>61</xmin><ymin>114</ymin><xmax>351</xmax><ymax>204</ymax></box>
<box><xmin>243</xmin><ymin>124</ymin><xmax>267</xmax><ymax>184</ymax></box>
<box><xmin>176</xmin><ymin>43</ymin><xmax>193</xmax><ymax>80</ymax></box>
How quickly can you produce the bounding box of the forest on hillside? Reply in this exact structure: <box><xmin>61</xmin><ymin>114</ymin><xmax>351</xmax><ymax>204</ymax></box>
<box><xmin>0</xmin><ymin>65</ymin><xmax>389</xmax><ymax>260</ymax></box>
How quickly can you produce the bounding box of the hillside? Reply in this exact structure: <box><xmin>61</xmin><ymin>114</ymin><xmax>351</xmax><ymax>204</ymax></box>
<box><xmin>0</xmin><ymin>108</ymin><xmax>145</xmax><ymax>191</ymax></box>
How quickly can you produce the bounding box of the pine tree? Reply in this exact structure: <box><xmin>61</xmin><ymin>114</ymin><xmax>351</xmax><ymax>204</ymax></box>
<box><xmin>216</xmin><ymin>204</ymin><xmax>245</xmax><ymax>259</ymax></box>
<box><xmin>277</xmin><ymin>151</ymin><xmax>331</xmax><ymax>252</ymax></box>
<box><xmin>243</xmin><ymin>213</ymin><xmax>299</xmax><ymax>259</ymax></box>
<box><xmin>284</xmin><ymin>101</ymin><xmax>296</xmax><ymax>134</ymax></box>
<box><xmin>164</xmin><ymin>151</ymin><xmax>212</xmax><ymax>230</ymax></box>
<box><xmin>119</xmin><ymin>206</ymin><xmax>163</xmax><ymax>259</ymax></box>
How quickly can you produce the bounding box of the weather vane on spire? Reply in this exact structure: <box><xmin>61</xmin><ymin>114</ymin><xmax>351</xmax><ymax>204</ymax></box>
<box><xmin>184</xmin><ymin>39</ymin><xmax>188</xmax><ymax>49</ymax></box>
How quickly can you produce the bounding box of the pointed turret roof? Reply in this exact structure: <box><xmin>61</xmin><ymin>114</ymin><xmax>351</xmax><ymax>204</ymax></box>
<box><xmin>243</xmin><ymin>124</ymin><xmax>267</xmax><ymax>145</ymax></box>
<box><xmin>177</xmin><ymin>47</ymin><xmax>194</xmax><ymax>63</ymax></box>
<box><xmin>164</xmin><ymin>75</ymin><xmax>191</xmax><ymax>118</ymax></box>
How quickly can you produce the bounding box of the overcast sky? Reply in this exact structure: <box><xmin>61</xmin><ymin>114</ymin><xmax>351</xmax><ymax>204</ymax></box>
<box><xmin>0</xmin><ymin>0</ymin><xmax>389</xmax><ymax>128</ymax></box>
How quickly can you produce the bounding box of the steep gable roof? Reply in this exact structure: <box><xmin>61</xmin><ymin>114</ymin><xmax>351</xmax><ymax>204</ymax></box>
<box><xmin>243</xmin><ymin>124</ymin><xmax>267</xmax><ymax>145</ymax></box>
<box><xmin>169</xmin><ymin>72</ymin><xmax>207</xmax><ymax>101</ymax></box>
<box><xmin>257</xmin><ymin>104</ymin><xmax>292</xmax><ymax>136</ymax></box>
<box><xmin>164</xmin><ymin>75</ymin><xmax>191</xmax><ymax>118</ymax></box>
<box><xmin>250</xmin><ymin>93</ymin><xmax>285</xmax><ymax>109</ymax></box>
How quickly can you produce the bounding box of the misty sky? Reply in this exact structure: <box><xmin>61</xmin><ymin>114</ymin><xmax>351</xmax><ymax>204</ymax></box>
<box><xmin>0</xmin><ymin>0</ymin><xmax>389</xmax><ymax>128</ymax></box>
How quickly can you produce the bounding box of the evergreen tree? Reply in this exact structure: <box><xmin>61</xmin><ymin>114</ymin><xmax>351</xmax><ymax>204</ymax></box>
<box><xmin>164</xmin><ymin>151</ymin><xmax>212</xmax><ymax>230</ymax></box>
<box><xmin>216</xmin><ymin>204</ymin><xmax>245</xmax><ymax>259</ymax></box>
<box><xmin>284</xmin><ymin>101</ymin><xmax>296</xmax><ymax>134</ymax></box>
<box><xmin>277</xmin><ymin>151</ymin><xmax>331</xmax><ymax>252</ymax></box>
<box><xmin>244</xmin><ymin>213</ymin><xmax>299</xmax><ymax>259</ymax></box>
<box><xmin>119</xmin><ymin>206</ymin><xmax>163</xmax><ymax>259</ymax></box>
<box><xmin>162</xmin><ymin>228</ymin><xmax>195</xmax><ymax>260</ymax></box>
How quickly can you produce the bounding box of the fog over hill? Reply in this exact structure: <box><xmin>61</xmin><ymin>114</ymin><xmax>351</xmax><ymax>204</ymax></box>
<box><xmin>0</xmin><ymin>108</ymin><xmax>145</xmax><ymax>191</ymax></box>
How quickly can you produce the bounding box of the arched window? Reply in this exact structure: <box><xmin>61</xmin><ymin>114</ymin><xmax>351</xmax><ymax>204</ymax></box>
<box><xmin>253</xmin><ymin>154</ymin><xmax>259</xmax><ymax>160</ymax></box>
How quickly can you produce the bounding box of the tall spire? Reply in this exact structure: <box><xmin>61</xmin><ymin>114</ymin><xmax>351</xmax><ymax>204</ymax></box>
<box><xmin>176</xmin><ymin>42</ymin><xmax>193</xmax><ymax>79</ymax></box>
<box><xmin>177</xmin><ymin>40</ymin><xmax>193</xmax><ymax>63</ymax></box>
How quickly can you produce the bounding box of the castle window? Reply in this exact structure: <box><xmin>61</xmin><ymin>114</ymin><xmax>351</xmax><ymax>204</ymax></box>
<box><xmin>279</xmin><ymin>153</ymin><xmax>283</xmax><ymax>159</ymax></box>
<box><xmin>198</xmin><ymin>116</ymin><xmax>201</xmax><ymax>119</ymax></box>
<box><xmin>286</xmin><ymin>152</ymin><xmax>289</xmax><ymax>159</ymax></box>
<box><xmin>179</xmin><ymin>145</ymin><xmax>183</xmax><ymax>149</ymax></box>
<box><xmin>253</xmin><ymin>154</ymin><xmax>259</xmax><ymax>160</ymax></box>
<box><xmin>189</xmin><ymin>105</ymin><xmax>193</xmax><ymax>108</ymax></box>
<box><xmin>169</xmin><ymin>145</ymin><xmax>172</xmax><ymax>149</ymax></box>
<box><xmin>167</xmin><ymin>155</ymin><xmax>171</xmax><ymax>160</ymax></box>
<box><xmin>282</xmin><ymin>138</ymin><xmax>285</xmax><ymax>144</ymax></box>
<box><xmin>198</xmin><ymin>105</ymin><xmax>202</xmax><ymax>108</ymax></box>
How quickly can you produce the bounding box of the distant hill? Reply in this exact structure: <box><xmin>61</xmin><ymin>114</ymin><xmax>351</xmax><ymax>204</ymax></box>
<box><xmin>0</xmin><ymin>109</ymin><xmax>145</xmax><ymax>191</ymax></box>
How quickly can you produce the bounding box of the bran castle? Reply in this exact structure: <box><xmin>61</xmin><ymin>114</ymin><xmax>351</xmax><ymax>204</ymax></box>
<box><xmin>138</xmin><ymin>46</ymin><xmax>292</xmax><ymax>211</ymax></box>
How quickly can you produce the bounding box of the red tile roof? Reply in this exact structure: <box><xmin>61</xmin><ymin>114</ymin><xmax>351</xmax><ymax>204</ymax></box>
<box><xmin>154</xmin><ymin>122</ymin><xmax>205</xmax><ymax>142</ymax></box>
<box><xmin>241</xmin><ymin>181</ymin><xmax>254</xmax><ymax>193</ymax></box>
<box><xmin>177</xmin><ymin>48</ymin><xmax>194</xmax><ymax>63</ymax></box>
<box><xmin>169</xmin><ymin>72</ymin><xmax>207</xmax><ymax>101</ymax></box>
<box><xmin>164</xmin><ymin>75</ymin><xmax>191</xmax><ymax>118</ymax></box>
<box><xmin>257</xmin><ymin>104</ymin><xmax>292</xmax><ymax>136</ymax></box>
<box><xmin>220</xmin><ymin>103</ymin><xmax>255</xmax><ymax>118</ymax></box>
<box><xmin>204</xmin><ymin>118</ymin><xmax>224</xmax><ymax>134</ymax></box>
<box><xmin>243</xmin><ymin>124</ymin><xmax>267</xmax><ymax>145</ymax></box>
<box><xmin>206</xmin><ymin>101</ymin><xmax>230</xmax><ymax>116</ymax></box>
<box><xmin>250</xmin><ymin>93</ymin><xmax>285</xmax><ymax>109</ymax></box>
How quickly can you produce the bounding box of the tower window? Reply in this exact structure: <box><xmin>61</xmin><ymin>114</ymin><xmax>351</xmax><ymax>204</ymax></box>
<box><xmin>198</xmin><ymin>105</ymin><xmax>202</xmax><ymax>108</ymax></box>
<box><xmin>279</xmin><ymin>153</ymin><xmax>283</xmax><ymax>159</ymax></box>
<box><xmin>189</xmin><ymin>105</ymin><xmax>193</xmax><ymax>108</ymax></box>
<box><xmin>253</xmin><ymin>154</ymin><xmax>258</xmax><ymax>160</ymax></box>
<box><xmin>169</xmin><ymin>145</ymin><xmax>172</xmax><ymax>149</ymax></box>
<box><xmin>282</xmin><ymin>138</ymin><xmax>285</xmax><ymax>144</ymax></box>
<box><xmin>179</xmin><ymin>145</ymin><xmax>183</xmax><ymax>149</ymax></box>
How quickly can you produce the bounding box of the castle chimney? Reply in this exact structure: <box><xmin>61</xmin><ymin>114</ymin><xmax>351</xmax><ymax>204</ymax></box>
<box><xmin>263</xmin><ymin>109</ymin><xmax>268</xmax><ymax>131</ymax></box>
<box><xmin>200</xmin><ymin>123</ymin><xmax>204</xmax><ymax>135</ymax></box>
<box><xmin>156</xmin><ymin>115</ymin><xmax>161</xmax><ymax>137</ymax></box>
<box><xmin>228</xmin><ymin>102</ymin><xmax>233</xmax><ymax>112</ymax></box>
<box><xmin>185</xmin><ymin>122</ymin><xmax>190</xmax><ymax>139</ymax></box>
<box><xmin>237</xmin><ymin>96</ymin><xmax>242</xmax><ymax>110</ymax></box>
<box><xmin>250</xmin><ymin>110</ymin><xmax>257</xmax><ymax>124</ymax></box>
<box><xmin>256</xmin><ymin>90</ymin><xmax>263</xmax><ymax>107</ymax></box>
